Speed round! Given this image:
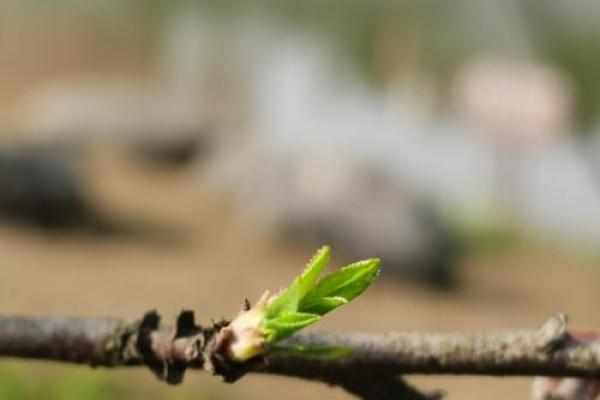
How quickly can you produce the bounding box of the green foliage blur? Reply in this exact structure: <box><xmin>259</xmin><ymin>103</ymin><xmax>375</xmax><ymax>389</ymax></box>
<box><xmin>0</xmin><ymin>363</ymin><xmax>228</xmax><ymax>400</ymax></box>
<box><xmin>0</xmin><ymin>365</ymin><xmax>127</xmax><ymax>400</ymax></box>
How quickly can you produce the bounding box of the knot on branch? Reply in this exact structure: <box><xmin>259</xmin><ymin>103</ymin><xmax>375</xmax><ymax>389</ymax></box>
<box><xmin>135</xmin><ymin>310</ymin><xmax>205</xmax><ymax>385</ymax></box>
<box><xmin>120</xmin><ymin>309</ymin><xmax>260</xmax><ymax>385</ymax></box>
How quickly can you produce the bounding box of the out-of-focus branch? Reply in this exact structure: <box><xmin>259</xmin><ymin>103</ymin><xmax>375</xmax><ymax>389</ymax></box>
<box><xmin>0</xmin><ymin>312</ymin><xmax>596</xmax><ymax>400</ymax></box>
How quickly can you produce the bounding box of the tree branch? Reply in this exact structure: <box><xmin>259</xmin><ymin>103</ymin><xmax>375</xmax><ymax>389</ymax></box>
<box><xmin>0</xmin><ymin>312</ymin><xmax>595</xmax><ymax>400</ymax></box>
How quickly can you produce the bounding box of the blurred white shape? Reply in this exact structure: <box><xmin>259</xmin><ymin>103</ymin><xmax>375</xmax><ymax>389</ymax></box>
<box><xmin>453</xmin><ymin>54</ymin><xmax>574</xmax><ymax>146</ymax></box>
<box><xmin>453</xmin><ymin>53</ymin><xmax>600</xmax><ymax>250</ymax></box>
<box><xmin>513</xmin><ymin>141</ymin><xmax>600</xmax><ymax>249</ymax></box>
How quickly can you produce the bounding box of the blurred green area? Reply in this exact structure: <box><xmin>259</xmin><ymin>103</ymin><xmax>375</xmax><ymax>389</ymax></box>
<box><xmin>0</xmin><ymin>364</ymin><xmax>131</xmax><ymax>400</ymax></box>
<box><xmin>0</xmin><ymin>363</ymin><xmax>232</xmax><ymax>400</ymax></box>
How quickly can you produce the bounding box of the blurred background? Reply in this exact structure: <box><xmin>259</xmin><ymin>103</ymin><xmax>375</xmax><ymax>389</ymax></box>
<box><xmin>1</xmin><ymin>1</ymin><xmax>600</xmax><ymax>399</ymax></box>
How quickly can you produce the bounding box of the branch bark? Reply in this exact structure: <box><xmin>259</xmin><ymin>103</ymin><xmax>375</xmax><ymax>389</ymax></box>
<box><xmin>0</xmin><ymin>312</ymin><xmax>595</xmax><ymax>400</ymax></box>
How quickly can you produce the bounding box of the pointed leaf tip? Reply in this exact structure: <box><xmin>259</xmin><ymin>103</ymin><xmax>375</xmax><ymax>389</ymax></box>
<box><xmin>300</xmin><ymin>257</ymin><xmax>380</xmax><ymax>315</ymax></box>
<box><xmin>266</xmin><ymin>245</ymin><xmax>331</xmax><ymax>318</ymax></box>
<box><xmin>300</xmin><ymin>245</ymin><xmax>331</xmax><ymax>296</ymax></box>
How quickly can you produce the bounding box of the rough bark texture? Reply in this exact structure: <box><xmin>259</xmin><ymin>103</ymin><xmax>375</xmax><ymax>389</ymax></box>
<box><xmin>266</xmin><ymin>314</ymin><xmax>588</xmax><ymax>379</ymax></box>
<box><xmin>0</xmin><ymin>316</ymin><xmax>123</xmax><ymax>365</ymax></box>
<box><xmin>0</xmin><ymin>312</ymin><xmax>594</xmax><ymax>400</ymax></box>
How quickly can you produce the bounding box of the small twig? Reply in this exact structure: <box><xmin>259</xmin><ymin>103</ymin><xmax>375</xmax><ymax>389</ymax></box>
<box><xmin>0</xmin><ymin>312</ymin><xmax>594</xmax><ymax>400</ymax></box>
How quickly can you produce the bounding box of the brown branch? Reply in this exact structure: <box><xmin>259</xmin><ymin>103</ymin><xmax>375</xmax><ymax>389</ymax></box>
<box><xmin>0</xmin><ymin>312</ymin><xmax>595</xmax><ymax>400</ymax></box>
<box><xmin>265</xmin><ymin>314</ymin><xmax>585</xmax><ymax>379</ymax></box>
<box><xmin>0</xmin><ymin>315</ymin><xmax>119</xmax><ymax>364</ymax></box>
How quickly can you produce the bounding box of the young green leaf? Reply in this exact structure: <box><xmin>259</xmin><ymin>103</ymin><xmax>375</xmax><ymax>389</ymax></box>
<box><xmin>300</xmin><ymin>258</ymin><xmax>380</xmax><ymax>315</ymax></box>
<box><xmin>298</xmin><ymin>245</ymin><xmax>331</xmax><ymax>298</ymax></box>
<box><xmin>263</xmin><ymin>311</ymin><xmax>321</xmax><ymax>342</ymax></box>
<box><xmin>299</xmin><ymin>296</ymin><xmax>348</xmax><ymax>315</ymax></box>
<box><xmin>266</xmin><ymin>246</ymin><xmax>331</xmax><ymax>317</ymax></box>
<box><xmin>224</xmin><ymin>247</ymin><xmax>380</xmax><ymax>363</ymax></box>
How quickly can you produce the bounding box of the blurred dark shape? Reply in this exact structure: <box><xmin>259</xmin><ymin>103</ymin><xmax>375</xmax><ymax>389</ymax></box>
<box><xmin>131</xmin><ymin>128</ymin><xmax>213</xmax><ymax>168</ymax></box>
<box><xmin>0</xmin><ymin>145</ymin><xmax>94</xmax><ymax>230</ymax></box>
<box><xmin>0</xmin><ymin>144</ymin><xmax>186</xmax><ymax>245</ymax></box>
<box><xmin>283</xmin><ymin>206</ymin><xmax>460</xmax><ymax>290</ymax></box>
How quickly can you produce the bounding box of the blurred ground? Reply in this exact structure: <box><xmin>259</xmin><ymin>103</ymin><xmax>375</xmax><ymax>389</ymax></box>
<box><xmin>1</xmin><ymin>148</ymin><xmax>599</xmax><ymax>400</ymax></box>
